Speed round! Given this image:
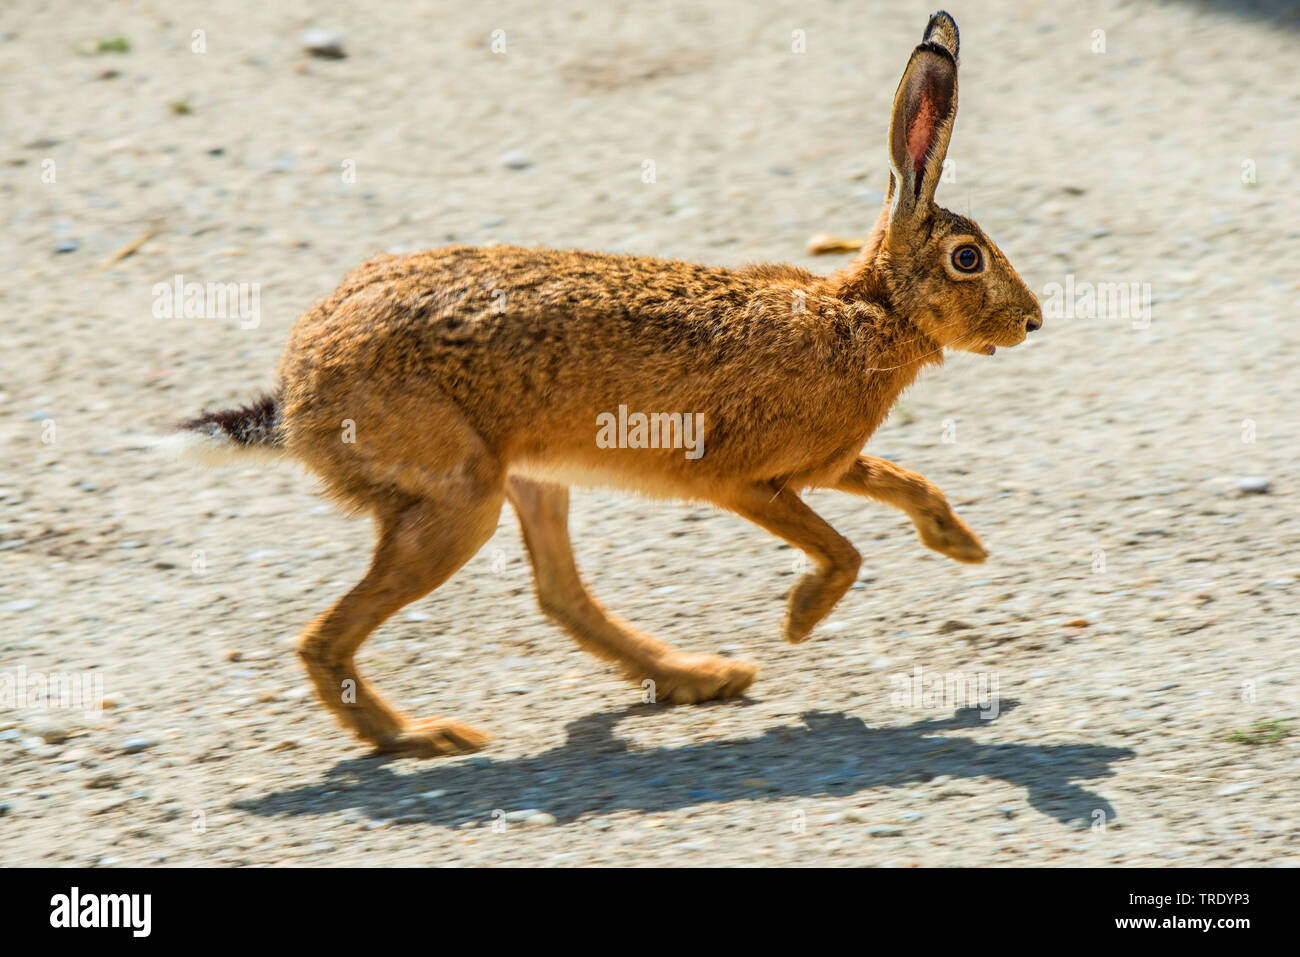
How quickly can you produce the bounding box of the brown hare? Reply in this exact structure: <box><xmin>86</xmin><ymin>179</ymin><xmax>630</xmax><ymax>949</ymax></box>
<box><xmin>176</xmin><ymin>11</ymin><xmax>1041</xmax><ymax>757</ymax></box>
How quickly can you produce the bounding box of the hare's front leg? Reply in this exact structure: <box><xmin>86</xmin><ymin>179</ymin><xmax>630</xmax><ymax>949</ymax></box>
<box><xmin>834</xmin><ymin>455</ymin><xmax>987</xmax><ymax>564</ymax></box>
<box><xmin>724</xmin><ymin>484</ymin><xmax>862</xmax><ymax>644</ymax></box>
<box><xmin>507</xmin><ymin>477</ymin><xmax>756</xmax><ymax>705</ymax></box>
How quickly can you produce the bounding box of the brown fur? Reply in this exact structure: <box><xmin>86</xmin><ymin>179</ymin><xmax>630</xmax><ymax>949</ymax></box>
<box><xmin>182</xmin><ymin>12</ymin><xmax>1042</xmax><ymax>756</ymax></box>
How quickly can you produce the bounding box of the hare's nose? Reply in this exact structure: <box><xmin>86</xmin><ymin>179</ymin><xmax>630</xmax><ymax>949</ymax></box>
<box><xmin>1026</xmin><ymin>315</ymin><xmax>1042</xmax><ymax>332</ymax></box>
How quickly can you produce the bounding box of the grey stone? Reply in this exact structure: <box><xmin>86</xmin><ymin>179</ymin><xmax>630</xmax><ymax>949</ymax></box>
<box><xmin>301</xmin><ymin>29</ymin><xmax>346</xmax><ymax>59</ymax></box>
<box><xmin>499</xmin><ymin>149</ymin><xmax>533</xmax><ymax>170</ymax></box>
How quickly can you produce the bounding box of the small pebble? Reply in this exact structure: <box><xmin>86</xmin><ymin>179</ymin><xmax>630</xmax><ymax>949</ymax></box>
<box><xmin>1215</xmin><ymin>782</ymin><xmax>1255</xmax><ymax>797</ymax></box>
<box><xmin>499</xmin><ymin>148</ymin><xmax>532</xmax><ymax>170</ymax></box>
<box><xmin>301</xmin><ymin>29</ymin><xmax>346</xmax><ymax>59</ymax></box>
<box><xmin>268</xmin><ymin>153</ymin><xmax>298</xmax><ymax>173</ymax></box>
<box><xmin>30</xmin><ymin>722</ymin><xmax>71</xmax><ymax>745</ymax></box>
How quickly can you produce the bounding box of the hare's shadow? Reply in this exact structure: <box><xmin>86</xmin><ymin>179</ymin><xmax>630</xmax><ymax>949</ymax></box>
<box><xmin>238</xmin><ymin>701</ymin><xmax>1134</xmax><ymax>828</ymax></box>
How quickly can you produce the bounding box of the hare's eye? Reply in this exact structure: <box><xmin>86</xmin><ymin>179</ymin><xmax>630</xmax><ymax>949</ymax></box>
<box><xmin>952</xmin><ymin>245</ymin><xmax>982</xmax><ymax>273</ymax></box>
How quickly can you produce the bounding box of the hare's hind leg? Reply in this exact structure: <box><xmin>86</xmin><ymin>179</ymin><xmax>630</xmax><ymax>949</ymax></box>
<box><xmin>297</xmin><ymin>475</ymin><xmax>504</xmax><ymax>757</ymax></box>
<box><xmin>834</xmin><ymin>455</ymin><xmax>987</xmax><ymax>563</ymax></box>
<box><xmin>507</xmin><ymin>477</ymin><xmax>756</xmax><ymax>705</ymax></box>
<box><xmin>724</xmin><ymin>483</ymin><xmax>861</xmax><ymax>644</ymax></box>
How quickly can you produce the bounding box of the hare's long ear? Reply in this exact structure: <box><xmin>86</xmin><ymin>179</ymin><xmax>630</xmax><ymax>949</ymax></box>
<box><xmin>887</xmin><ymin>41</ymin><xmax>957</xmax><ymax>224</ymax></box>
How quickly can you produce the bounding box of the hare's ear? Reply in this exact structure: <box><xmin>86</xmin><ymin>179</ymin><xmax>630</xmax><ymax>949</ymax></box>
<box><xmin>887</xmin><ymin>42</ymin><xmax>957</xmax><ymax>223</ymax></box>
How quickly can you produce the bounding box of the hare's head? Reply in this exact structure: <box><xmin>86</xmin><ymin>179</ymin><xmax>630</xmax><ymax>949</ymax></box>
<box><xmin>860</xmin><ymin>12</ymin><xmax>1042</xmax><ymax>355</ymax></box>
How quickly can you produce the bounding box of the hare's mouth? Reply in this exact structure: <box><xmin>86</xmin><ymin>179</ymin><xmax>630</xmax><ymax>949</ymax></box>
<box><xmin>979</xmin><ymin>318</ymin><xmax>1035</xmax><ymax>352</ymax></box>
<box><xmin>950</xmin><ymin>336</ymin><xmax>1000</xmax><ymax>356</ymax></box>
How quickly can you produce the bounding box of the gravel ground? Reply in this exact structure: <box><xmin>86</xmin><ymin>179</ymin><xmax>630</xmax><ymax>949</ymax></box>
<box><xmin>2</xmin><ymin>0</ymin><xmax>1298</xmax><ymax>866</ymax></box>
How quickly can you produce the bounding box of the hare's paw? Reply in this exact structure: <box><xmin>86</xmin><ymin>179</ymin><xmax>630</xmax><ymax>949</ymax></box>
<box><xmin>915</xmin><ymin>505</ymin><xmax>988</xmax><ymax>564</ymax></box>
<box><xmin>783</xmin><ymin>559</ymin><xmax>860</xmax><ymax>644</ymax></box>
<box><xmin>648</xmin><ymin>653</ymin><xmax>757</xmax><ymax>705</ymax></box>
<box><xmin>376</xmin><ymin>717</ymin><xmax>490</xmax><ymax>757</ymax></box>
<box><xmin>784</xmin><ymin>595</ymin><xmax>823</xmax><ymax>644</ymax></box>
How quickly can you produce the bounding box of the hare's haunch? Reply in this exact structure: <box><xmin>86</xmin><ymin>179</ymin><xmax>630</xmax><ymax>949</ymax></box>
<box><xmin>176</xmin><ymin>11</ymin><xmax>1041</xmax><ymax>756</ymax></box>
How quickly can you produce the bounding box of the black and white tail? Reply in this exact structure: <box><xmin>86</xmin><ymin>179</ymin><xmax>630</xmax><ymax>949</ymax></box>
<box><xmin>166</xmin><ymin>392</ymin><xmax>287</xmax><ymax>466</ymax></box>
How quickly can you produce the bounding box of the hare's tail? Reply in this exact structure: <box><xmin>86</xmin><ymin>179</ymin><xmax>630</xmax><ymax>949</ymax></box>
<box><xmin>164</xmin><ymin>391</ymin><xmax>287</xmax><ymax>466</ymax></box>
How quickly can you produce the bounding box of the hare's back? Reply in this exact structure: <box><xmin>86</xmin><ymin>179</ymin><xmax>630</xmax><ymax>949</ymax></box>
<box><xmin>278</xmin><ymin>244</ymin><xmax>828</xmax><ymax>450</ymax></box>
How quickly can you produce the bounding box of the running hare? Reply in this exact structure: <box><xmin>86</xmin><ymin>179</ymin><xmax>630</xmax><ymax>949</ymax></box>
<box><xmin>178</xmin><ymin>11</ymin><xmax>1041</xmax><ymax>756</ymax></box>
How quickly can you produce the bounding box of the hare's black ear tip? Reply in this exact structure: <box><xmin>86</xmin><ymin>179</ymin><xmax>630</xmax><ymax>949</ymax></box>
<box><xmin>926</xmin><ymin>9</ymin><xmax>958</xmax><ymax>32</ymax></box>
<box><xmin>923</xmin><ymin>10</ymin><xmax>960</xmax><ymax>59</ymax></box>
